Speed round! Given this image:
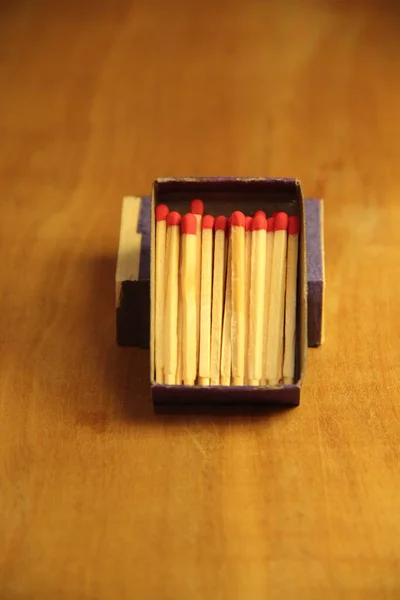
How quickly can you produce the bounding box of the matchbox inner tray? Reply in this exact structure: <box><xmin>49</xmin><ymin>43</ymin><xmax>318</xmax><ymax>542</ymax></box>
<box><xmin>116</xmin><ymin>178</ymin><xmax>325</xmax><ymax>413</ymax></box>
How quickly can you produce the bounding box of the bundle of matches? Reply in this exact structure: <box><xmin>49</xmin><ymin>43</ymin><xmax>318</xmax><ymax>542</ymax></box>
<box><xmin>154</xmin><ymin>202</ymin><xmax>300</xmax><ymax>387</ymax></box>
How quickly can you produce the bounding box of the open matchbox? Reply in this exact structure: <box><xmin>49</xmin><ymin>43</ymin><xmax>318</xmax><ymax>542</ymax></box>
<box><xmin>116</xmin><ymin>178</ymin><xmax>325</xmax><ymax>413</ymax></box>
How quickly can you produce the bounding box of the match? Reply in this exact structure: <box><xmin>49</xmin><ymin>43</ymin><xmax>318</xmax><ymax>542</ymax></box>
<box><xmin>230</xmin><ymin>211</ymin><xmax>246</xmax><ymax>386</ymax></box>
<box><xmin>220</xmin><ymin>229</ymin><xmax>232</xmax><ymax>386</ymax></box>
<box><xmin>265</xmin><ymin>212</ymin><xmax>288</xmax><ymax>386</ymax></box>
<box><xmin>210</xmin><ymin>216</ymin><xmax>228</xmax><ymax>385</ymax></box>
<box><xmin>283</xmin><ymin>216</ymin><xmax>300</xmax><ymax>384</ymax></box>
<box><xmin>248</xmin><ymin>214</ymin><xmax>267</xmax><ymax>386</ymax></box>
<box><xmin>154</xmin><ymin>203</ymin><xmax>169</xmax><ymax>383</ymax></box>
<box><xmin>190</xmin><ymin>199</ymin><xmax>204</xmax><ymax>371</ymax></box>
<box><xmin>244</xmin><ymin>216</ymin><xmax>252</xmax><ymax>383</ymax></box>
<box><xmin>261</xmin><ymin>214</ymin><xmax>275</xmax><ymax>385</ymax></box>
<box><xmin>163</xmin><ymin>211</ymin><xmax>181</xmax><ymax>385</ymax></box>
<box><xmin>181</xmin><ymin>213</ymin><xmax>198</xmax><ymax>386</ymax></box>
<box><xmin>198</xmin><ymin>215</ymin><xmax>215</xmax><ymax>386</ymax></box>
<box><xmin>176</xmin><ymin>232</ymin><xmax>183</xmax><ymax>385</ymax></box>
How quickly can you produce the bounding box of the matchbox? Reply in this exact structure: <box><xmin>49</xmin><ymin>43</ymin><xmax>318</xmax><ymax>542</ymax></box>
<box><xmin>116</xmin><ymin>178</ymin><xmax>325</xmax><ymax>413</ymax></box>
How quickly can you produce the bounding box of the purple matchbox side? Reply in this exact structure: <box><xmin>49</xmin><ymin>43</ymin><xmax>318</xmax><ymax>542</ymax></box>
<box><xmin>305</xmin><ymin>199</ymin><xmax>325</xmax><ymax>347</ymax></box>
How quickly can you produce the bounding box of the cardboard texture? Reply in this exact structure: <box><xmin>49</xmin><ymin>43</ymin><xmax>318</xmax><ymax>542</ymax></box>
<box><xmin>116</xmin><ymin>196</ymin><xmax>151</xmax><ymax>348</ymax></box>
<box><xmin>305</xmin><ymin>198</ymin><xmax>325</xmax><ymax>346</ymax></box>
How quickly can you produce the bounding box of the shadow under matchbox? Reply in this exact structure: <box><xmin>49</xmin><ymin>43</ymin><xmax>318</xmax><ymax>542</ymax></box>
<box><xmin>116</xmin><ymin>178</ymin><xmax>325</xmax><ymax>413</ymax></box>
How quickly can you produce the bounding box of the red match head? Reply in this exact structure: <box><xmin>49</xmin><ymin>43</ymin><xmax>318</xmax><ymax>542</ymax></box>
<box><xmin>288</xmin><ymin>216</ymin><xmax>300</xmax><ymax>235</ymax></box>
<box><xmin>254</xmin><ymin>210</ymin><xmax>266</xmax><ymax>219</ymax></box>
<box><xmin>190</xmin><ymin>199</ymin><xmax>204</xmax><ymax>216</ymax></box>
<box><xmin>245</xmin><ymin>216</ymin><xmax>252</xmax><ymax>232</ymax></box>
<box><xmin>230</xmin><ymin>211</ymin><xmax>245</xmax><ymax>228</ymax></box>
<box><xmin>167</xmin><ymin>211</ymin><xmax>181</xmax><ymax>227</ymax></box>
<box><xmin>215</xmin><ymin>215</ymin><xmax>228</xmax><ymax>232</ymax></box>
<box><xmin>267</xmin><ymin>216</ymin><xmax>275</xmax><ymax>232</ymax></box>
<box><xmin>251</xmin><ymin>215</ymin><xmax>268</xmax><ymax>231</ymax></box>
<box><xmin>155</xmin><ymin>204</ymin><xmax>169</xmax><ymax>222</ymax></box>
<box><xmin>271</xmin><ymin>211</ymin><xmax>279</xmax><ymax>217</ymax></box>
<box><xmin>274</xmin><ymin>212</ymin><xmax>289</xmax><ymax>231</ymax></box>
<box><xmin>202</xmin><ymin>215</ymin><xmax>215</xmax><ymax>230</ymax></box>
<box><xmin>181</xmin><ymin>212</ymin><xmax>197</xmax><ymax>234</ymax></box>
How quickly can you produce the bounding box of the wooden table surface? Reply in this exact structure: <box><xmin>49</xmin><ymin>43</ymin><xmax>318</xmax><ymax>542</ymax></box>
<box><xmin>1</xmin><ymin>1</ymin><xmax>400</xmax><ymax>598</ymax></box>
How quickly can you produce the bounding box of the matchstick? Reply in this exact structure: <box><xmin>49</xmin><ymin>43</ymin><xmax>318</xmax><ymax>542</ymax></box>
<box><xmin>181</xmin><ymin>213</ymin><xmax>198</xmax><ymax>386</ymax></box>
<box><xmin>265</xmin><ymin>212</ymin><xmax>288</xmax><ymax>386</ymax></box>
<box><xmin>248</xmin><ymin>214</ymin><xmax>268</xmax><ymax>386</ymax></box>
<box><xmin>176</xmin><ymin>234</ymin><xmax>183</xmax><ymax>384</ymax></box>
<box><xmin>230</xmin><ymin>211</ymin><xmax>246</xmax><ymax>386</ymax></box>
<box><xmin>254</xmin><ymin>210</ymin><xmax>266</xmax><ymax>219</ymax></box>
<box><xmin>155</xmin><ymin>204</ymin><xmax>169</xmax><ymax>383</ymax></box>
<box><xmin>198</xmin><ymin>215</ymin><xmax>215</xmax><ymax>386</ymax></box>
<box><xmin>261</xmin><ymin>215</ymin><xmax>275</xmax><ymax>385</ymax></box>
<box><xmin>244</xmin><ymin>216</ymin><xmax>252</xmax><ymax>383</ymax></box>
<box><xmin>210</xmin><ymin>216</ymin><xmax>228</xmax><ymax>385</ymax></box>
<box><xmin>164</xmin><ymin>211</ymin><xmax>181</xmax><ymax>385</ymax></box>
<box><xmin>190</xmin><ymin>199</ymin><xmax>204</xmax><ymax>371</ymax></box>
<box><xmin>220</xmin><ymin>230</ymin><xmax>232</xmax><ymax>386</ymax></box>
<box><xmin>283</xmin><ymin>216</ymin><xmax>300</xmax><ymax>384</ymax></box>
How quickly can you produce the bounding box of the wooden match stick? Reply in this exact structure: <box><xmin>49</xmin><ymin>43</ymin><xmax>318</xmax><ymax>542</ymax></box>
<box><xmin>164</xmin><ymin>211</ymin><xmax>181</xmax><ymax>385</ymax></box>
<box><xmin>154</xmin><ymin>204</ymin><xmax>169</xmax><ymax>383</ymax></box>
<box><xmin>210</xmin><ymin>216</ymin><xmax>228</xmax><ymax>385</ymax></box>
<box><xmin>230</xmin><ymin>211</ymin><xmax>246</xmax><ymax>386</ymax></box>
<box><xmin>244</xmin><ymin>216</ymin><xmax>252</xmax><ymax>383</ymax></box>
<box><xmin>283</xmin><ymin>216</ymin><xmax>300</xmax><ymax>384</ymax></box>
<box><xmin>248</xmin><ymin>215</ymin><xmax>268</xmax><ymax>386</ymax></box>
<box><xmin>198</xmin><ymin>215</ymin><xmax>215</xmax><ymax>386</ymax></box>
<box><xmin>261</xmin><ymin>215</ymin><xmax>275</xmax><ymax>385</ymax></box>
<box><xmin>190</xmin><ymin>199</ymin><xmax>204</xmax><ymax>371</ymax></box>
<box><xmin>181</xmin><ymin>213</ymin><xmax>198</xmax><ymax>386</ymax></box>
<box><xmin>220</xmin><ymin>230</ymin><xmax>232</xmax><ymax>386</ymax></box>
<box><xmin>254</xmin><ymin>210</ymin><xmax>266</xmax><ymax>219</ymax></box>
<box><xmin>176</xmin><ymin>234</ymin><xmax>183</xmax><ymax>384</ymax></box>
<box><xmin>265</xmin><ymin>212</ymin><xmax>288</xmax><ymax>386</ymax></box>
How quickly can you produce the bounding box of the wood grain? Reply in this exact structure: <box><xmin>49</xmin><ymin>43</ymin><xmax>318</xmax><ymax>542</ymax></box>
<box><xmin>1</xmin><ymin>1</ymin><xmax>400</xmax><ymax>598</ymax></box>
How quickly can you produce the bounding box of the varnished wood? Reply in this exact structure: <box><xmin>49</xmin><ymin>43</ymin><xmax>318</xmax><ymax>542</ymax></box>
<box><xmin>1</xmin><ymin>1</ymin><xmax>400</xmax><ymax>598</ymax></box>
